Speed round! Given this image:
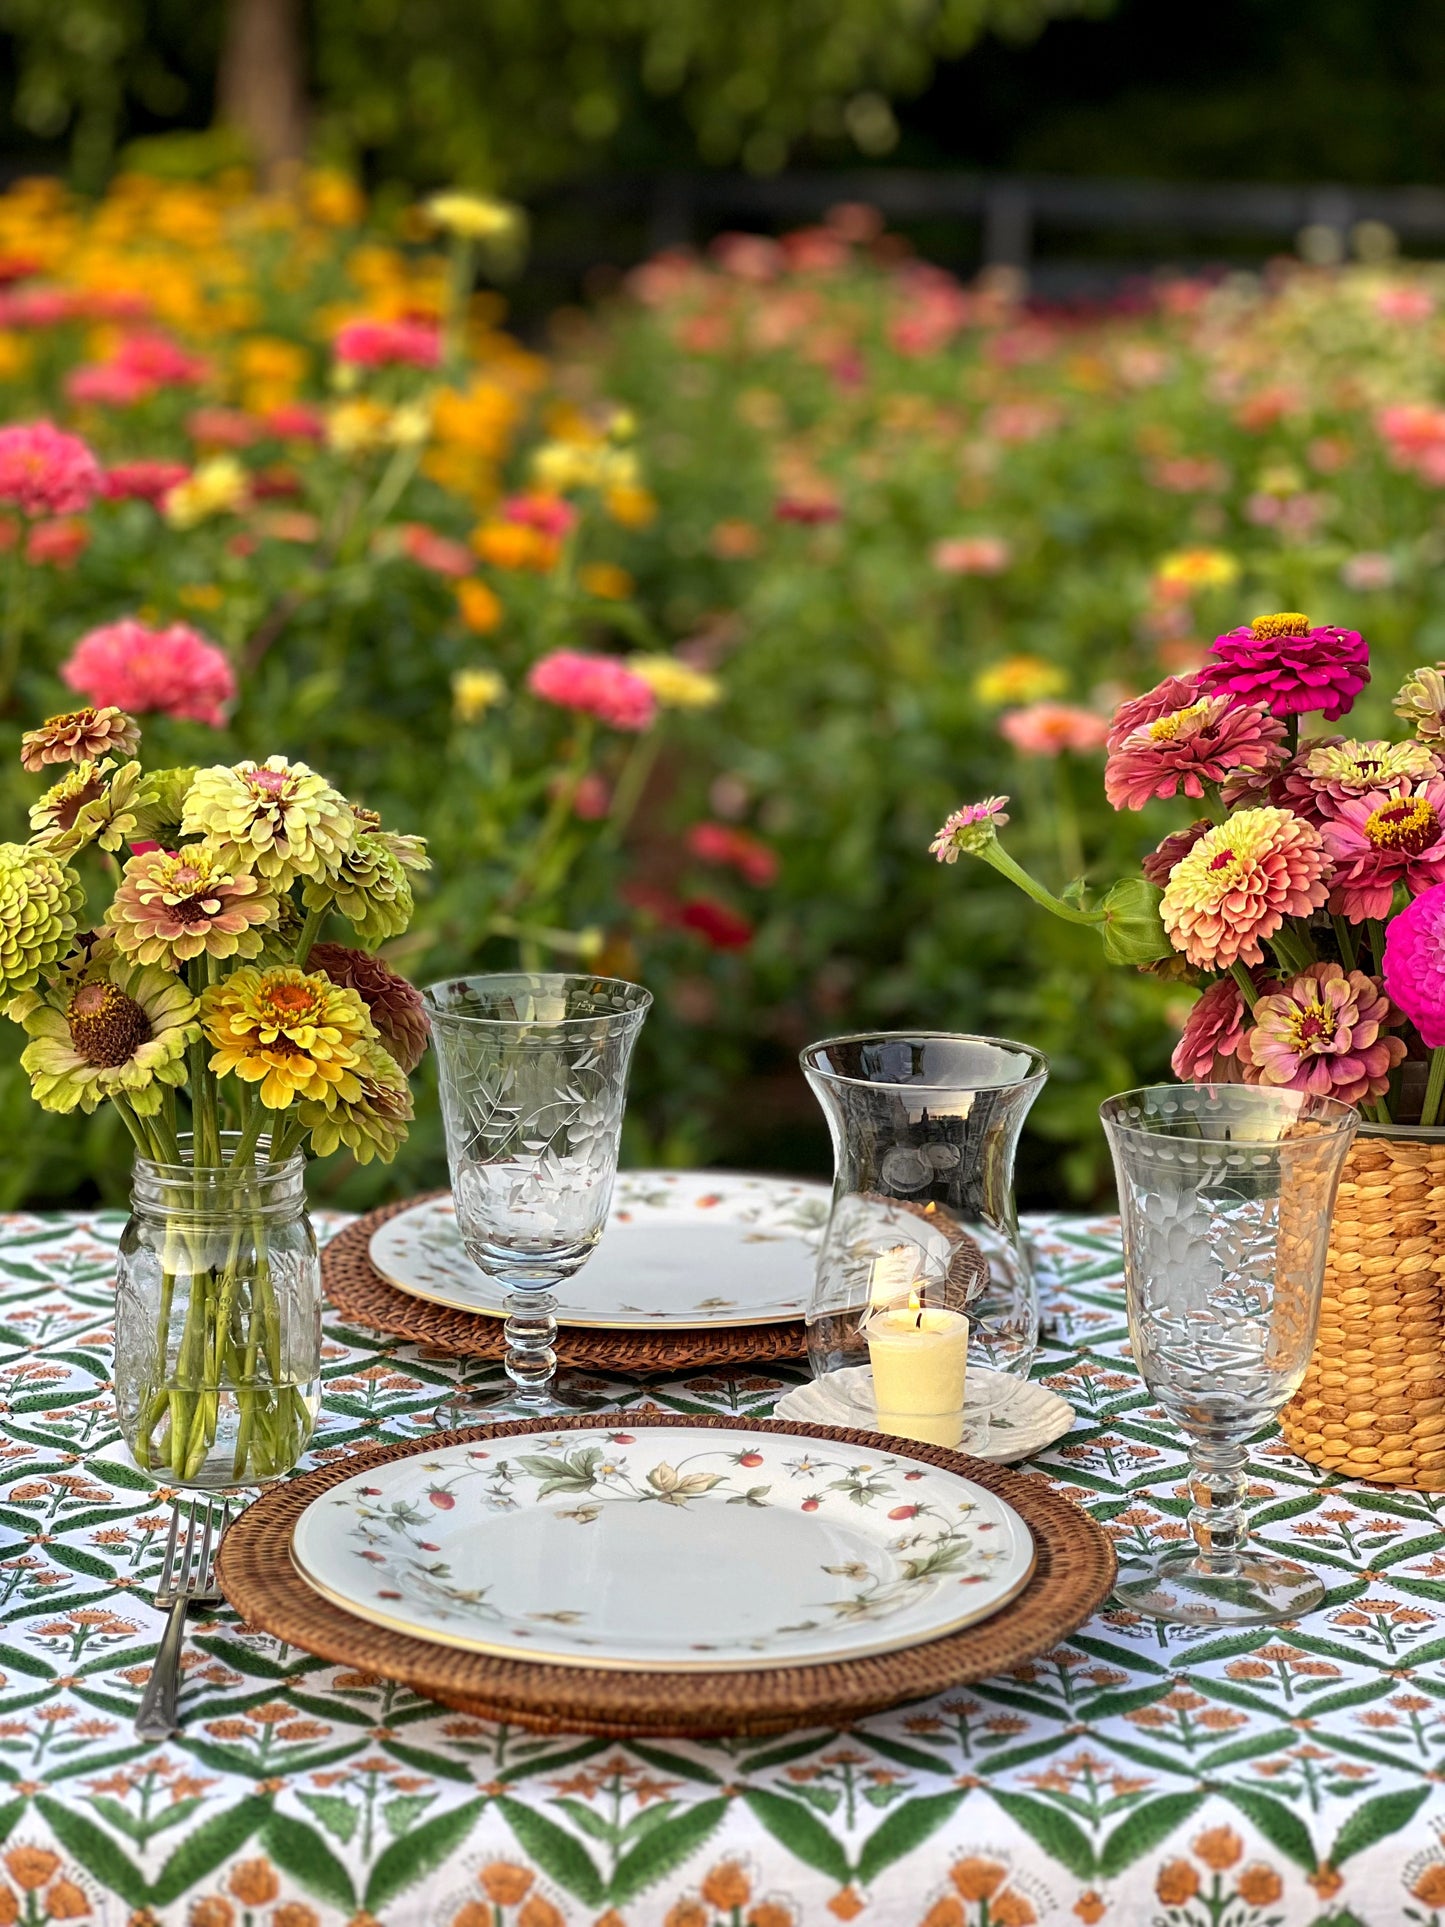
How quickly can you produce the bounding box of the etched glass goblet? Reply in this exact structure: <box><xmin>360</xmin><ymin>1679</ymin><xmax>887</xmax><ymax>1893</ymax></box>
<box><xmin>1100</xmin><ymin>1083</ymin><xmax>1358</xmax><ymax>1627</ymax></box>
<box><xmin>423</xmin><ymin>972</ymin><xmax>651</xmax><ymax>1421</ymax></box>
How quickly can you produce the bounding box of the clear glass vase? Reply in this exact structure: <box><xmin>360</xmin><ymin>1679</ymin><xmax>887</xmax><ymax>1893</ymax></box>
<box><xmin>114</xmin><ymin>1136</ymin><xmax>322</xmax><ymax>1489</ymax></box>
<box><xmin>801</xmin><ymin>1032</ymin><xmax>1049</xmax><ymax>1438</ymax></box>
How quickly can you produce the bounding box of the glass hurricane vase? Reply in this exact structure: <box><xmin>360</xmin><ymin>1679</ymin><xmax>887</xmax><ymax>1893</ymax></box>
<box><xmin>424</xmin><ymin>972</ymin><xmax>651</xmax><ymax>1421</ymax></box>
<box><xmin>114</xmin><ymin>1136</ymin><xmax>322</xmax><ymax>1489</ymax></box>
<box><xmin>1101</xmin><ymin>1083</ymin><xmax>1359</xmax><ymax>1627</ymax></box>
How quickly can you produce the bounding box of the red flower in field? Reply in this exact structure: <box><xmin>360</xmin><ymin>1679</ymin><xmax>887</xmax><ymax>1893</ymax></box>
<box><xmin>101</xmin><ymin>461</ymin><xmax>190</xmax><ymax>505</ymax></box>
<box><xmin>686</xmin><ymin>821</ymin><xmax>779</xmax><ymax>887</ymax></box>
<box><xmin>334</xmin><ymin>318</ymin><xmax>441</xmax><ymax>369</ymax></box>
<box><xmin>264</xmin><ymin>402</ymin><xmax>326</xmax><ymax>442</ymax></box>
<box><xmin>678</xmin><ymin>896</ymin><xmax>754</xmax><ymax>950</ymax></box>
<box><xmin>775</xmin><ymin>496</ymin><xmax>840</xmax><ymax>524</ymax></box>
<box><xmin>399</xmin><ymin>523</ymin><xmax>473</xmax><ymax>578</ymax></box>
<box><xmin>502</xmin><ymin>493</ymin><xmax>577</xmax><ymax>538</ymax></box>
<box><xmin>26</xmin><ymin>517</ymin><xmax>89</xmax><ymax>568</ymax></box>
<box><xmin>187</xmin><ymin>406</ymin><xmax>263</xmax><ymax>449</ymax></box>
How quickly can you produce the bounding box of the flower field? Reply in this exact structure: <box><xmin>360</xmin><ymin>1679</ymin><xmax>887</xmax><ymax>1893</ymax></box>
<box><xmin>6</xmin><ymin>174</ymin><xmax>1445</xmax><ymax>1205</ymax></box>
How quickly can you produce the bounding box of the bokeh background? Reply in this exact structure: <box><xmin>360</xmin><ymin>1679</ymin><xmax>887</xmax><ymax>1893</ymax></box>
<box><xmin>3</xmin><ymin>0</ymin><xmax>1445</xmax><ymax>1207</ymax></box>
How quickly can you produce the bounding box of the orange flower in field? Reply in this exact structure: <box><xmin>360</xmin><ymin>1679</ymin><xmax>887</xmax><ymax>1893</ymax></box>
<box><xmin>1237</xmin><ymin>1866</ymin><xmax>1283</xmax><ymax>1906</ymax></box>
<box><xmin>605</xmin><ymin>482</ymin><xmax>657</xmax><ymax>528</ymax></box>
<box><xmin>580</xmin><ymin>562</ymin><xmax>633</xmax><ymax>600</ymax></box>
<box><xmin>1193</xmin><ymin>1827</ymin><xmax>1244</xmax><ymax>1872</ymax></box>
<box><xmin>950</xmin><ymin>1858</ymin><xmax>1008</xmax><ymax>1902</ymax></box>
<box><xmin>700</xmin><ymin>1863</ymin><xmax>752</xmax><ymax>1910</ymax></box>
<box><xmin>1074</xmin><ymin>1894</ymin><xmax>1107</xmax><ymax>1925</ymax></box>
<box><xmin>479</xmin><ymin>1865</ymin><xmax>535</xmax><ymax>1908</ymax></box>
<box><xmin>3</xmin><ymin>1850</ymin><xmax>58</xmax><ymax>1892</ymax></box>
<box><xmin>228</xmin><ymin>1860</ymin><xmax>281</xmax><ymax>1907</ymax></box>
<box><xmin>471</xmin><ymin>520</ymin><xmax>558</xmax><ymax>572</ymax></box>
<box><xmin>1413</xmin><ymin>1865</ymin><xmax>1445</xmax><ymax>1906</ymax></box>
<box><xmin>1155</xmin><ymin>1861</ymin><xmax>1199</xmax><ymax>1906</ymax></box>
<box><xmin>456</xmin><ymin>578</ymin><xmax>503</xmax><ymax>633</ymax></box>
<box><xmin>711</xmin><ymin>518</ymin><xmax>763</xmax><ymax>559</ymax></box>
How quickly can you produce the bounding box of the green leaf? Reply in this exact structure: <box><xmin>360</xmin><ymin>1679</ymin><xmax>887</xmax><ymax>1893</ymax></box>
<box><xmin>1224</xmin><ymin>1786</ymin><xmax>1319</xmax><ymax>1871</ymax></box>
<box><xmin>626</xmin><ymin>1738</ymin><xmax>724</xmax><ymax>1785</ymax></box>
<box><xmin>494</xmin><ymin>1795</ymin><xmax>605</xmax><ymax>1907</ymax></box>
<box><xmin>609</xmin><ymin>1798</ymin><xmax>729</xmax><ymax>1905</ymax></box>
<box><xmin>845</xmin><ymin>1732</ymin><xmax>943</xmax><ymax>1775</ymax></box>
<box><xmin>367</xmin><ymin>1799</ymin><xmax>488</xmax><ymax>1915</ymax></box>
<box><xmin>264</xmin><ymin>1809</ymin><xmax>358</xmax><ymax>1911</ymax></box>
<box><xmin>150</xmin><ymin>1796</ymin><xmax>273</xmax><ymax>1908</ymax></box>
<box><xmin>296</xmin><ymin>1791</ymin><xmax>360</xmax><ymax>1847</ymax></box>
<box><xmin>742</xmin><ymin>1789</ymin><xmax>850</xmax><ymax>1884</ymax></box>
<box><xmin>35</xmin><ymin>1796</ymin><xmax>150</xmax><ymax>1909</ymax></box>
<box><xmin>989</xmin><ymin>1792</ymin><xmax>1096</xmax><ymax>1880</ymax></box>
<box><xmin>551</xmin><ymin>1797</ymin><xmax>618</xmax><ymax>1845</ymax></box>
<box><xmin>1099</xmin><ymin>1792</ymin><xmax>1207</xmax><ymax>1877</ymax></box>
<box><xmin>383</xmin><ymin>1793</ymin><xmax>438</xmax><ymax>1839</ymax></box>
<box><xmin>1330</xmin><ymin>1787</ymin><xmax>1430</xmax><ymax>1866</ymax></box>
<box><xmin>380</xmin><ymin>1737</ymin><xmax>478</xmax><ymax>1784</ymax></box>
<box><xmin>857</xmin><ymin>1790</ymin><xmax>966</xmax><ymax>1885</ymax></box>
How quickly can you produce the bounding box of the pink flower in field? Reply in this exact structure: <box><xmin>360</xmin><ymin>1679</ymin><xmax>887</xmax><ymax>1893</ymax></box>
<box><xmin>66</xmin><ymin>363</ymin><xmax>152</xmax><ymax>407</ymax></box>
<box><xmin>1160</xmin><ymin>806</ymin><xmax>1330</xmax><ymax>971</ymax></box>
<box><xmin>1106</xmin><ymin>673</ymin><xmax>1206</xmax><ymax>750</ymax></box>
<box><xmin>1376</xmin><ymin>286</ymin><xmax>1435</xmax><ymax>323</ymax></box>
<box><xmin>570</xmin><ymin>772</ymin><xmax>611</xmax><ymax>820</ymax></box>
<box><xmin>1104</xmin><ymin>692</ymin><xmax>1287</xmax><ymax>810</ymax></box>
<box><xmin>187</xmin><ymin>407</ymin><xmax>263</xmax><ymax>449</ymax></box>
<box><xmin>399</xmin><ymin>523</ymin><xmax>473</xmax><ymax>578</ymax></box>
<box><xmin>1383</xmin><ymin>885</ymin><xmax>1445</xmax><ymax>1047</ymax></box>
<box><xmin>775</xmin><ymin>496</ymin><xmax>841</xmax><ymax>525</ymax></box>
<box><xmin>687</xmin><ymin>821</ymin><xmax>779</xmax><ymax>887</ymax></box>
<box><xmin>711</xmin><ymin>233</ymin><xmax>784</xmax><ymax>282</ymax></box>
<box><xmin>263</xmin><ymin>402</ymin><xmax>326</xmax><ymax>442</ymax></box>
<box><xmin>0</xmin><ymin>286</ymin><xmax>79</xmax><ymax>327</ymax></box>
<box><xmin>932</xmin><ymin>535</ymin><xmax>1011</xmax><ymax>576</ymax></box>
<box><xmin>1171</xmin><ymin>972</ymin><xmax>1271</xmax><ymax>1083</ymax></box>
<box><xmin>999</xmin><ymin>702</ymin><xmax>1109</xmax><ymax>758</ymax></box>
<box><xmin>61</xmin><ymin>618</ymin><xmax>236</xmax><ymax>727</ymax></box>
<box><xmin>679</xmin><ymin>895</ymin><xmax>754</xmax><ymax>949</ymax></box>
<box><xmin>1321</xmin><ymin>778</ymin><xmax>1445</xmax><ymax>922</ymax></box>
<box><xmin>930</xmin><ymin>796</ymin><xmax>1010</xmax><ymax>862</ymax></box>
<box><xmin>1377</xmin><ymin>402</ymin><xmax>1445</xmax><ymax>480</ymax></box>
<box><xmin>502</xmin><ymin>494</ymin><xmax>578</xmax><ymax>538</ymax></box>
<box><xmin>526</xmin><ymin>649</ymin><xmax>657</xmax><ymax>731</ymax></box>
<box><xmin>984</xmin><ymin>400</ymin><xmax>1062</xmax><ymax>444</ymax></box>
<box><xmin>101</xmin><ymin>461</ymin><xmax>190</xmax><ymax>505</ymax></box>
<box><xmin>26</xmin><ymin>517</ymin><xmax>88</xmax><ymax>568</ymax></box>
<box><xmin>1147</xmin><ymin>456</ymin><xmax>1230</xmax><ymax>494</ymax></box>
<box><xmin>333</xmin><ymin>318</ymin><xmax>442</xmax><ymax>369</ymax></box>
<box><xmin>112</xmin><ymin>331</ymin><xmax>208</xmax><ymax>386</ymax></box>
<box><xmin>1200</xmin><ymin>612</ymin><xmax>1369</xmax><ymax>721</ymax></box>
<box><xmin>1246</xmin><ymin>963</ymin><xmax>1405</xmax><ymax>1104</ymax></box>
<box><xmin>1142</xmin><ymin>819</ymin><xmax>1212</xmax><ymax>886</ymax></box>
<box><xmin>0</xmin><ymin>421</ymin><xmax>101</xmax><ymax>517</ymax></box>
<box><xmin>1341</xmin><ymin>551</ymin><xmax>1396</xmax><ymax>591</ymax></box>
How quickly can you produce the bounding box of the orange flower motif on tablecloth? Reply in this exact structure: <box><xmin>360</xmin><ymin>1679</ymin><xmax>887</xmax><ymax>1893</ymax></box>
<box><xmin>227</xmin><ymin>1859</ymin><xmax>281</xmax><ymax>1906</ymax></box>
<box><xmin>1156</xmin><ymin>1861</ymin><xmax>1200</xmax><ymax>1907</ymax></box>
<box><xmin>700</xmin><ymin>1864</ymin><xmax>752</xmax><ymax>1911</ymax></box>
<box><xmin>478</xmin><ymin>1865</ymin><xmax>535</xmax><ymax>1908</ymax></box>
<box><xmin>1412</xmin><ymin>1863</ymin><xmax>1445</xmax><ymax>1906</ymax></box>
<box><xmin>1192</xmin><ymin>1828</ymin><xmax>1244</xmax><ymax>1872</ymax></box>
<box><xmin>950</xmin><ymin>1858</ymin><xmax>1008</xmax><ymax>1903</ymax></box>
<box><xmin>1074</xmin><ymin>1894</ymin><xmax>1107</xmax><ymax>1924</ymax></box>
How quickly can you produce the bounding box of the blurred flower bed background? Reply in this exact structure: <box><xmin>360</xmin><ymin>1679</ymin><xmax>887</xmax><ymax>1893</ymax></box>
<box><xmin>5</xmin><ymin>166</ymin><xmax>1445</xmax><ymax>1208</ymax></box>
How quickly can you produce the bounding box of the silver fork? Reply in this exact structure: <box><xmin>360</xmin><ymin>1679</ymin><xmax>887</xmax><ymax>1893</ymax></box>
<box><xmin>135</xmin><ymin>1498</ymin><xmax>231</xmax><ymax>1740</ymax></box>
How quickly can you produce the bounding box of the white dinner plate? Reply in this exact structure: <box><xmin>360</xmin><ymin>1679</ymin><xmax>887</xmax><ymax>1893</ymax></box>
<box><xmin>369</xmin><ymin>1170</ymin><xmax>831</xmax><ymax>1329</ymax></box>
<box><xmin>290</xmin><ymin>1423</ymin><xmax>1036</xmax><ymax>1672</ymax></box>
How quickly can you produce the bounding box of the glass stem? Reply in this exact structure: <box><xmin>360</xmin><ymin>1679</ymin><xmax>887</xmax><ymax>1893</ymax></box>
<box><xmin>502</xmin><ymin>1283</ymin><xmax>559</xmax><ymax>1405</ymax></box>
<box><xmin>1186</xmin><ymin>1439</ymin><xmax>1248</xmax><ymax>1570</ymax></box>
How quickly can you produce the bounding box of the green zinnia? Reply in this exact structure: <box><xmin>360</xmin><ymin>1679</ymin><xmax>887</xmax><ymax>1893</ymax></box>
<box><xmin>29</xmin><ymin>759</ymin><xmax>142</xmax><ymax>857</ymax></box>
<box><xmin>19</xmin><ymin>959</ymin><xmax>199</xmax><ymax>1115</ymax></box>
<box><xmin>0</xmin><ymin>842</ymin><xmax>86</xmax><ymax>1003</ymax></box>
<box><xmin>182</xmin><ymin>756</ymin><xmax>356</xmax><ymax>885</ymax></box>
<box><xmin>304</xmin><ymin>830</ymin><xmax>429</xmax><ymax>944</ymax></box>
<box><xmin>299</xmin><ymin>1037</ymin><xmax>413</xmax><ymax>1163</ymax></box>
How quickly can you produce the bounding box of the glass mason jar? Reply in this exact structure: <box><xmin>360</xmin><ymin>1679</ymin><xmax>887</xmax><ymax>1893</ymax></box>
<box><xmin>114</xmin><ymin>1136</ymin><xmax>321</xmax><ymax>1488</ymax></box>
<box><xmin>801</xmin><ymin>1033</ymin><xmax>1049</xmax><ymax>1407</ymax></box>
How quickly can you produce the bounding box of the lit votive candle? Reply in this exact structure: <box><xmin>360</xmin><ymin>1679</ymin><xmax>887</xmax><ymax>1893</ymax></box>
<box><xmin>866</xmin><ymin>1303</ymin><xmax>970</xmax><ymax>1450</ymax></box>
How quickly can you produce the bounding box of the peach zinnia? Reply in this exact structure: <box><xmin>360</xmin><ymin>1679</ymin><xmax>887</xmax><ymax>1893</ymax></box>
<box><xmin>1160</xmin><ymin>806</ymin><xmax>1331</xmax><ymax>969</ymax></box>
<box><xmin>111</xmin><ymin>844</ymin><xmax>277</xmax><ymax>966</ymax></box>
<box><xmin>1104</xmin><ymin>691</ymin><xmax>1286</xmax><ymax>810</ymax></box>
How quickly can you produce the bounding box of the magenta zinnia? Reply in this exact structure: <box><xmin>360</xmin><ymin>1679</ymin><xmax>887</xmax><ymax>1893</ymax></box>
<box><xmin>1383</xmin><ymin>884</ymin><xmax>1445</xmax><ymax>1048</ymax></box>
<box><xmin>1246</xmin><ymin>963</ymin><xmax>1405</xmax><ymax>1104</ymax></box>
<box><xmin>930</xmin><ymin>797</ymin><xmax>1010</xmax><ymax>862</ymax></box>
<box><xmin>1320</xmin><ymin>777</ymin><xmax>1445</xmax><ymax>922</ymax></box>
<box><xmin>1104</xmin><ymin>691</ymin><xmax>1286</xmax><ymax>810</ymax></box>
<box><xmin>111</xmin><ymin>844</ymin><xmax>277</xmax><ymax>966</ymax></box>
<box><xmin>1199</xmin><ymin>611</ymin><xmax>1370</xmax><ymax>721</ymax></box>
<box><xmin>1160</xmin><ymin>806</ymin><xmax>1331</xmax><ymax>970</ymax></box>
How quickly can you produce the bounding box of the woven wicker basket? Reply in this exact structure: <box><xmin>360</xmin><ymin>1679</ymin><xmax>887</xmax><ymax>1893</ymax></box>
<box><xmin>1280</xmin><ymin>1124</ymin><xmax>1445</xmax><ymax>1488</ymax></box>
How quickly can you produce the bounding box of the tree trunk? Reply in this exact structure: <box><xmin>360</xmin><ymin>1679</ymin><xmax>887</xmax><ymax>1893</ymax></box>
<box><xmin>217</xmin><ymin>0</ymin><xmax>309</xmax><ymax>180</ymax></box>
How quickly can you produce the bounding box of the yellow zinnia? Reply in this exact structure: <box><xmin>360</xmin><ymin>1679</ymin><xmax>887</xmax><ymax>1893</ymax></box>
<box><xmin>201</xmin><ymin>965</ymin><xmax>375</xmax><ymax>1110</ymax></box>
<box><xmin>424</xmin><ymin>192</ymin><xmax>523</xmax><ymax>243</ymax></box>
<box><xmin>630</xmin><ymin>655</ymin><xmax>722</xmax><ymax>711</ymax></box>
<box><xmin>453</xmin><ymin>667</ymin><xmax>507</xmax><ymax>721</ymax></box>
<box><xmin>974</xmin><ymin>656</ymin><xmax>1067</xmax><ymax>707</ymax></box>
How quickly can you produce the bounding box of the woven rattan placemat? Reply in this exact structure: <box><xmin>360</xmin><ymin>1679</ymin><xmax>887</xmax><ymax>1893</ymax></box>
<box><xmin>217</xmin><ymin>1414</ymin><xmax>1117</xmax><ymax>1739</ymax></box>
<box><xmin>322</xmin><ymin>1193</ymin><xmax>809</xmax><ymax>1370</ymax></box>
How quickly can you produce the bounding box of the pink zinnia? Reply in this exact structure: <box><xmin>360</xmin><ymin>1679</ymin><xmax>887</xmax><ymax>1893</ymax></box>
<box><xmin>399</xmin><ymin>523</ymin><xmax>473</xmax><ymax>578</ymax></box>
<box><xmin>930</xmin><ymin>797</ymin><xmax>1010</xmax><ymax>862</ymax></box>
<box><xmin>66</xmin><ymin>363</ymin><xmax>152</xmax><ymax>408</ymax></box>
<box><xmin>334</xmin><ymin>319</ymin><xmax>441</xmax><ymax>369</ymax></box>
<box><xmin>1199</xmin><ymin>612</ymin><xmax>1370</xmax><ymax>721</ymax></box>
<box><xmin>187</xmin><ymin>407</ymin><xmax>262</xmax><ymax>449</ymax></box>
<box><xmin>264</xmin><ymin>402</ymin><xmax>326</xmax><ymax>442</ymax></box>
<box><xmin>1104</xmin><ymin>692</ymin><xmax>1287</xmax><ymax>811</ymax></box>
<box><xmin>1246</xmin><ymin>963</ymin><xmax>1406</xmax><ymax>1104</ymax></box>
<box><xmin>1283</xmin><ymin>737</ymin><xmax>1440</xmax><ymax>822</ymax></box>
<box><xmin>26</xmin><ymin>518</ymin><xmax>88</xmax><ymax>568</ymax></box>
<box><xmin>1322</xmin><ymin>778</ymin><xmax>1445</xmax><ymax>921</ymax></box>
<box><xmin>101</xmin><ymin>461</ymin><xmax>190</xmax><ymax>505</ymax></box>
<box><xmin>0</xmin><ymin>421</ymin><xmax>101</xmax><ymax>517</ymax></box>
<box><xmin>61</xmin><ymin>618</ymin><xmax>236</xmax><ymax>727</ymax></box>
<box><xmin>526</xmin><ymin>650</ymin><xmax>657</xmax><ymax>732</ymax></box>
<box><xmin>1000</xmin><ymin>702</ymin><xmax>1110</xmax><ymax>758</ymax></box>
<box><xmin>678</xmin><ymin>895</ymin><xmax>754</xmax><ymax>950</ymax></box>
<box><xmin>1160</xmin><ymin>806</ymin><xmax>1331</xmax><ymax>970</ymax></box>
<box><xmin>687</xmin><ymin>821</ymin><xmax>779</xmax><ymax>887</ymax></box>
<box><xmin>1171</xmin><ymin>971</ymin><xmax>1274</xmax><ymax>1083</ymax></box>
<box><xmin>1383</xmin><ymin>884</ymin><xmax>1445</xmax><ymax>1047</ymax></box>
<box><xmin>112</xmin><ymin>331</ymin><xmax>208</xmax><ymax>387</ymax></box>
<box><xmin>932</xmin><ymin>535</ymin><xmax>1011</xmax><ymax>576</ymax></box>
<box><xmin>1106</xmin><ymin>673</ymin><xmax>1206</xmax><ymax>752</ymax></box>
<box><xmin>503</xmin><ymin>494</ymin><xmax>578</xmax><ymax>538</ymax></box>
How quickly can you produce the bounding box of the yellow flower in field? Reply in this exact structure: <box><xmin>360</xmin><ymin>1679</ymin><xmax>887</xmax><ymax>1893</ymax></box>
<box><xmin>385</xmin><ymin>400</ymin><xmax>434</xmax><ymax>447</ymax></box>
<box><xmin>164</xmin><ymin>458</ymin><xmax>249</xmax><ymax>529</ymax></box>
<box><xmin>580</xmin><ymin>562</ymin><xmax>633</xmax><ymax>601</ymax></box>
<box><xmin>236</xmin><ymin>334</ymin><xmax>307</xmax><ymax>410</ymax></box>
<box><xmin>177</xmin><ymin>584</ymin><xmax>224</xmax><ymax>611</ymax></box>
<box><xmin>306</xmin><ymin>170</ymin><xmax>365</xmax><ymax>227</ymax></box>
<box><xmin>471</xmin><ymin>522</ymin><xmax>558</xmax><ymax>572</ymax></box>
<box><xmin>424</xmin><ymin>192</ymin><xmax>522</xmax><ymax>243</ymax></box>
<box><xmin>630</xmin><ymin>655</ymin><xmax>722</xmax><ymax>711</ymax></box>
<box><xmin>605</xmin><ymin>483</ymin><xmax>657</xmax><ymax>529</ymax></box>
<box><xmin>530</xmin><ymin>441</ymin><xmax>602</xmax><ymax>492</ymax></box>
<box><xmin>453</xmin><ymin>666</ymin><xmax>507</xmax><ymax>721</ymax></box>
<box><xmin>0</xmin><ymin>332</ymin><xmax>31</xmax><ymax>380</ymax></box>
<box><xmin>326</xmin><ymin>398</ymin><xmax>389</xmax><ymax>455</ymax></box>
<box><xmin>974</xmin><ymin>656</ymin><xmax>1068</xmax><ymax>707</ymax></box>
<box><xmin>1154</xmin><ymin>547</ymin><xmax>1240</xmax><ymax>594</ymax></box>
<box><xmin>456</xmin><ymin>579</ymin><xmax>504</xmax><ymax>633</ymax></box>
<box><xmin>201</xmin><ymin>964</ymin><xmax>375</xmax><ymax>1110</ymax></box>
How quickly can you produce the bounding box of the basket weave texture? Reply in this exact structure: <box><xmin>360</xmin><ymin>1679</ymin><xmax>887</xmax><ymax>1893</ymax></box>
<box><xmin>217</xmin><ymin>1414</ymin><xmax>1117</xmax><ymax>1739</ymax></box>
<box><xmin>1281</xmin><ymin>1130</ymin><xmax>1445</xmax><ymax>1489</ymax></box>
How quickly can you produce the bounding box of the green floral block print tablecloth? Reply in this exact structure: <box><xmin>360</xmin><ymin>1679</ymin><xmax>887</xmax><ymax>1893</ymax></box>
<box><xmin>1</xmin><ymin>1210</ymin><xmax>1445</xmax><ymax>1927</ymax></box>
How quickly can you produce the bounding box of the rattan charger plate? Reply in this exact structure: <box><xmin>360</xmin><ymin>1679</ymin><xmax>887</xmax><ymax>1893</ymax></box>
<box><xmin>217</xmin><ymin>1414</ymin><xmax>1117</xmax><ymax>1739</ymax></box>
<box><xmin>322</xmin><ymin>1194</ymin><xmax>808</xmax><ymax>1371</ymax></box>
